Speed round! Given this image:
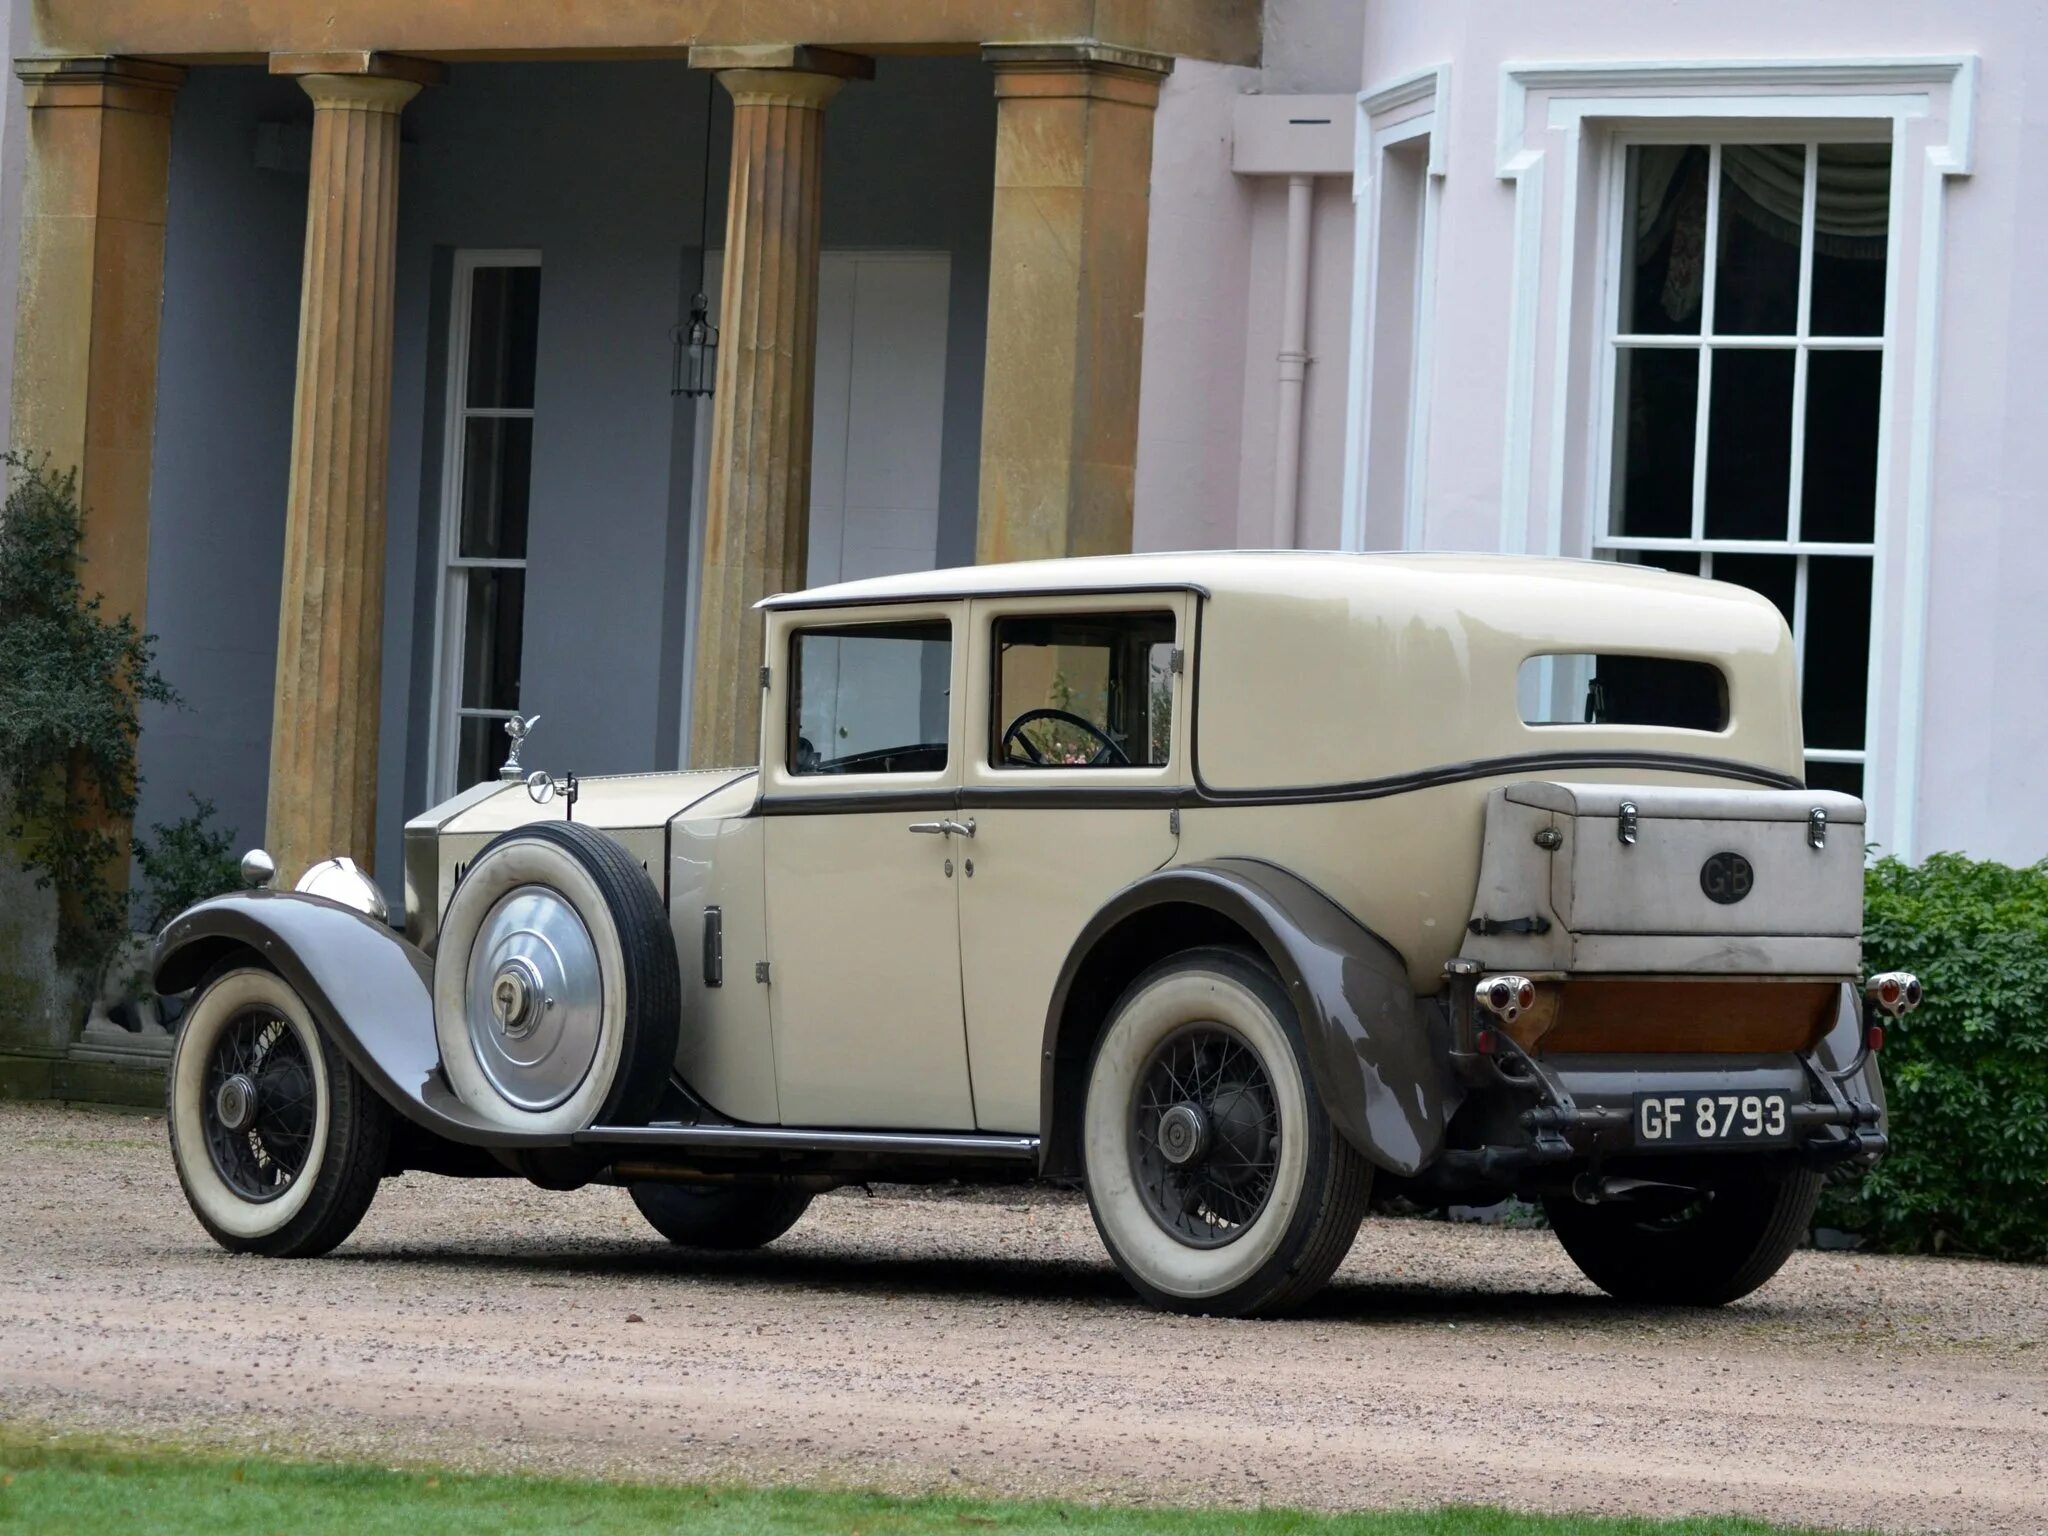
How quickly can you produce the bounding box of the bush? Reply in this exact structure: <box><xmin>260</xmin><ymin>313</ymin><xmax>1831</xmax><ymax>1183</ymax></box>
<box><xmin>0</xmin><ymin>455</ymin><xmax>177</xmax><ymax>965</ymax></box>
<box><xmin>1821</xmin><ymin>854</ymin><xmax>2048</xmax><ymax>1261</ymax></box>
<box><xmin>133</xmin><ymin>795</ymin><xmax>241</xmax><ymax>933</ymax></box>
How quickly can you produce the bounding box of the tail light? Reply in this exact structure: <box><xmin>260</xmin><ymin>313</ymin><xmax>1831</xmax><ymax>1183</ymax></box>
<box><xmin>1474</xmin><ymin>973</ymin><xmax>1536</xmax><ymax>1024</ymax></box>
<box><xmin>1864</xmin><ymin>970</ymin><xmax>1923</xmax><ymax>1020</ymax></box>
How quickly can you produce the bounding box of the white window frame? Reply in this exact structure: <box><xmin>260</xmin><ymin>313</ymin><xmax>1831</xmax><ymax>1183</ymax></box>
<box><xmin>1591</xmin><ymin>133</ymin><xmax>1889</xmax><ymax>791</ymax></box>
<box><xmin>1342</xmin><ymin>64</ymin><xmax>1448</xmax><ymax>552</ymax></box>
<box><xmin>428</xmin><ymin>247</ymin><xmax>542</xmax><ymax>800</ymax></box>
<box><xmin>1493</xmin><ymin>57</ymin><xmax>1976</xmax><ymax>857</ymax></box>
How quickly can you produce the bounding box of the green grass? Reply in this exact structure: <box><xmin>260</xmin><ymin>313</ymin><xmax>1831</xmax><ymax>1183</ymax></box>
<box><xmin>0</xmin><ymin>1432</ymin><xmax>1871</xmax><ymax>1536</ymax></box>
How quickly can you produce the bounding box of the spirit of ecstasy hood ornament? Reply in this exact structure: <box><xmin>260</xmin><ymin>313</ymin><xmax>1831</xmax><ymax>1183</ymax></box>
<box><xmin>499</xmin><ymin>713</ymin><xmax>540</xmax><ymax>781</ymax></box>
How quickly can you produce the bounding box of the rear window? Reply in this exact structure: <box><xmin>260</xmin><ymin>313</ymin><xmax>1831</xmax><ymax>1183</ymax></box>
<box><xmin>1518</xmin><ymin>653</ymin><xmax>1728</xmax><ymax>731</ymax></box>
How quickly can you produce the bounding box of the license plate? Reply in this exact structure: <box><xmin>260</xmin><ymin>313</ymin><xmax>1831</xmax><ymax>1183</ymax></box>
<box><xmin>1633</xmin><ymin>1092</ymin><xmax>1793</xmax><ymax>1147</ymax></box>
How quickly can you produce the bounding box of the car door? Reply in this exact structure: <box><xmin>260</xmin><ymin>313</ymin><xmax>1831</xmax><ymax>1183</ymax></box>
<box><xmin>956</xmin><ymin>593</ymin><xmax>1189</xmax><ymax>1132</ymax></box>
<box><xmin>760</xmin><ymin>601</ymin><xmax>975</xmax><ymax>1128</ymax></box>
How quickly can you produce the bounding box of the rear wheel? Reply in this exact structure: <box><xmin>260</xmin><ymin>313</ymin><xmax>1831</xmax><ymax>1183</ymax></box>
<box><xmin>1545</xmin><ymin>1170</ymin><xmax>1822</xmax><ymax>1305</ymax></box>
<box><xmin>167</xmin><ymin>966</ymin><xmax>390</xmax><ymax>1257</ymax></box>
<box><xmin>629</xmin><ymin>1183</ymin><xmax>813</xmax><ymax>1249</ymax></box>
<box><xmin>1081</xmin><ymin>947</ymin><xmax>1372</xmax><ymax>1317</ymax></box>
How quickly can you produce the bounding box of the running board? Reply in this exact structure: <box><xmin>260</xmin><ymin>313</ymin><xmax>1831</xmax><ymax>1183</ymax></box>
<box><xmin>575</xmin><ymin>1122</ymin><xmax>1041</xmax><ymax>1161</ymax></box>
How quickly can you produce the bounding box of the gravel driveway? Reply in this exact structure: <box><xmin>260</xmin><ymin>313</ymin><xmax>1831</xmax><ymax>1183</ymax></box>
<box><xmin>1</xmin><ymin>1102</ymin><xmax>2043</xmax><ymax>1533</ymax></box>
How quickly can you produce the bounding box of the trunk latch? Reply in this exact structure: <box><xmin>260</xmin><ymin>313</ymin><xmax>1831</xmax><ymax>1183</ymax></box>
<box><xmin>1617</xmin><ymin>800</ymin><xmax>1639</xmax><ymax>846</ymax></box>
<box><xmin>1808</xmin><ymin>806</ymin><xmax>1828</xmax><ymax>849</ymax></box>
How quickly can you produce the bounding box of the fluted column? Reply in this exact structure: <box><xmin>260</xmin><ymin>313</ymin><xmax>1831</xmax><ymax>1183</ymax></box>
<box><xmin>686</xmin><ymin>44</ymin><xmax>870</xmax><ymax>769</ymax></box>
<box><xmin>976</xmin><ymin>43</ymin><xmax>1171</xmax><ymax>563</ymax></box>
<box><xmin>265</xmin><ymin>65</ymin><xmax>426</xmax><ymax>881</ymax></box>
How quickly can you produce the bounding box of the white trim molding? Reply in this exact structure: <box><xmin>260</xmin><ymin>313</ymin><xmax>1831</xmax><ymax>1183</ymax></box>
<box><xmin>1343</xmin><ymin>63</ymin><xmax>1449</xmax><ymax>552</ymax></box>
<box><xmin>1492</xmin><ymin>53</ymin><xmax>1976</xmax><ymax>860</ymax></box>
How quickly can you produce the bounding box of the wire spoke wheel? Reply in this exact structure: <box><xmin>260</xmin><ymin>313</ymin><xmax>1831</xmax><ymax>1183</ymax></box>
<box><xmin>1129</xmin><ymin>1021</ymin><xmax>1281</xmax><ymax>1248</ymax></box>
<box><xmin>200</xmin><ymin>1005</ymin><xmax>317</xmax><ymax>1202</ymax></box>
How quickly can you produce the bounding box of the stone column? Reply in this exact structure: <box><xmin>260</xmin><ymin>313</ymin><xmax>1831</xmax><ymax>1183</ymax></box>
<box><xmin>685</xmin><ymin>44</ymin><xmax>870</xmax><ymax>770</ymax></box>
<box><xmin>976</xmin><ymin>43</ymin><xmax>1171</xmax><ymax>564</ymax></box>
<box><xmin>10</xmin><ymin>58</ymin><xmax>183</xmax><ymax>632</ymax></box>
<box><xmin>264</xmin><ymin>56</ymin><xmax>437</xmax><ymax>881</ymax></box>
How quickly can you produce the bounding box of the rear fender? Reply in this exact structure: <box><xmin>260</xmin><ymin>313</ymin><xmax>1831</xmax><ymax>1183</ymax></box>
<box><xmin>153</xmin><ymin>890</ymin><xmax>566</xmax><ymax>1148</ymax></box>
<box><xmin>1041</xmin><ymin>859</ymin><xmax>1452</xmax><ymax>1179</ymax></box>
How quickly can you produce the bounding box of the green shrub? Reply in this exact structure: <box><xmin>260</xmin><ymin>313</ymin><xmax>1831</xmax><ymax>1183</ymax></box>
<box><xmin>0</xmin><ymin>455</ymin><xmax>177</xmax><ymax>965</ymax></box>
<box><xmin>1821</xmin><ymin>854</ymin><xmax>2048</xmax><ymax>1261</ymax></box>
<box><xmin>133</xmin><ymin>795</ymin><xmax>240</xmax><ymax>933</ymax></box>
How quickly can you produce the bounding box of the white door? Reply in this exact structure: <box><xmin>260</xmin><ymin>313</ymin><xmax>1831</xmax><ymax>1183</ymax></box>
<box><xmin>680</xmin><ymin>251</ymin><xmax>952</xmax><ymax>759</ymax></box>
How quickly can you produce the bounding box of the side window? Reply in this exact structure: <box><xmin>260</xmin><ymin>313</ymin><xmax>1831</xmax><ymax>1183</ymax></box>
<box><xmin>789</xmin><ymin>619</ymin><xmax>951</xmax><ymax>776</ymax></box>
<box><xmin>991</xmin><ymin>611</ymin><xmax>1175</xmax><ymax>769</ymax></box>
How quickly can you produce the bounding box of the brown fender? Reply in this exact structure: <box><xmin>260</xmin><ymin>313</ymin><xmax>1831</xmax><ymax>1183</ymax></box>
<box><xmin>1041</xmin><ymin>858</ymin><xmax>1451</xmax><ymax>1180</ymax></box>
<box><xmin>153</xmin><ymin>890</ymin><xmax>569</xmax><ymax>1149</ymax></box>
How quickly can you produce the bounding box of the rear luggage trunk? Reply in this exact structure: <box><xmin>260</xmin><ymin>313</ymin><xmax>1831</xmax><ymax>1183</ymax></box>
<box><xmin>1460</xmin><ymin>781</ymin><xmax>1866</xmax><ymax>978</ymax></box>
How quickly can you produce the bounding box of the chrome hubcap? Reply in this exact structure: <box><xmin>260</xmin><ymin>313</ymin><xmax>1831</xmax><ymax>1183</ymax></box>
<box><xmin>464</xmin><ymin>885</ymin><xmax>603</xmax><ymax>1111</ymax></box>
<box><xmin>1157</xmin><ymin>1102</ymin><xmax>1209</xmax><ymax>1166</ymax></box>
<box><xmin>214</xmin><ymin>1072</ymin><xmax>259</xmax><ymax>1133</ymax></box>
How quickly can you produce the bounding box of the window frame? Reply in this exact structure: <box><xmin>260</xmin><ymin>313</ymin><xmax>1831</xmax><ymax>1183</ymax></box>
<box><xmin>984</xmin><ymin>607</ymin><xmax>1180</xmax><ymax>773</ymax></box>
<box><xmin>427</xmin><ymin>248</ymin><xmax>543</xmax><ymax>801</ymax></box>
<box><xmin>1589</xmin><ymin>129</ymin><xmax>1889</xmax><ymax>792</ymax></box>
<box><xmin>759</xmin><ymin>601</ymin><xmax>966</xmax><ymax>802</ymax></box>
<box><xmin>963</xmin><ymin>592</ymin><xmax>1190</xmax><ymax>794</ymax></box>
<box><xmin>1492</xmin><ymin>56</ymin><xmax>1975</xmax><ymax>857</ymax></box>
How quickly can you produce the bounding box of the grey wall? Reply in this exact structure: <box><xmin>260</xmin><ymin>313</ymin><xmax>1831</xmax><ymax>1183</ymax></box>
<box><xmin>137</xmin><ymin>56</ymin><xmax>994</xmax><ymax>902</ymax></box>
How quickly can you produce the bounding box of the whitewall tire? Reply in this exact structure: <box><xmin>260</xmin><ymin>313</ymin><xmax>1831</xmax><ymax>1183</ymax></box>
<box><xmin>1082</xmin><ymin>947</ymin><xmax>1373</xmax><ymax>1317</ymax></box>
<box><xmin>167</xmin><ymin>966</ymin><xmax>390</xmax><ymax>1256</ymax></box>
<box><xmin>433</xmin><ymin>821</ymin><xmax>679</xmax><ymax>1135</ymax></box>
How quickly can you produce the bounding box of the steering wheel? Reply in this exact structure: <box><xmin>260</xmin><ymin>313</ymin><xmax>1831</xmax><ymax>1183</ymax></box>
<box><xmin>1001</xmin><ymin>708</ymin><xmax>1130</xmax><ymax>767</ymax></box>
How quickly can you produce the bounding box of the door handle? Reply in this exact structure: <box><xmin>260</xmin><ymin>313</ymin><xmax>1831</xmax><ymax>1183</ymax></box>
<box><xmin>907</xmin><ymin>818</ymin><xmax>975</xmax><ymax>838</ymax></box>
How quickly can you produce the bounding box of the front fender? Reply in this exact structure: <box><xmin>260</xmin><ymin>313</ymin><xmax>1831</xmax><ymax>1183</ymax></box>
<box><xmin>1043</xmin><ymin>859</ymin><xmax>1451</xmax><ymax>1179</ymax></box>
<box><xmin>153</xmin><ymin>890</ymin><xmax>562</xmax><ymax>1148</ymax></box>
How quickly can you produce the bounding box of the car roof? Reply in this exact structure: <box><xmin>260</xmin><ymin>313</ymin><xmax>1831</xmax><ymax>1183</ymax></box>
<box><xmin>756</xmin><ymin>548</ymin><xmax>1741</xmax><ymax>611</ymax></box>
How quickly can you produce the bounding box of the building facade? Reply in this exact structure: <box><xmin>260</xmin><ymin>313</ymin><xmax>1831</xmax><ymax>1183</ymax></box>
<box><xmin>2</xmin><ymin>1</ymin><xmax>2041</xmax><ymax>1075</ymax></box>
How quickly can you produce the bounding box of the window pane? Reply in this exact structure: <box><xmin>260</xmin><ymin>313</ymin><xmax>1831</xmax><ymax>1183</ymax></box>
<box><xmin>1713</xmin><ymin>145</ymin><xmax>1804</xmax><ymax>336</ymax></box>
<box><xmin>466</xmin><ymin>266</ymin><xmax>542</xmax><ymax>409</ymax></box>
<box><xmin>1612</xmin><ymin>347</ymin><xmax>1698</xmax><ymax>538</ymax></box>
<box><xmin>1704</xmin><ymin>348</ymin><xmax>1794</xmax><ymax>540</ymax></box>
<box><xmin>1801</xmin><ymin>350</ymin><xmax>1881</xmax><ymax>544</ymax></box>
<box><xmin>1620</xmin><ymin>145</ymin><xmax>1707</xmax><ymax>335</ymax></box>
<box><xmin>459</xmin><ymin>568</ymin><xmax>526</xmax><ymax>711</ymax></box>
<box><xmin>459</xmin><ymin>417</ymin><xmax>533</xmax><ymax>559</ymax></box>
<box><xmin>457</xmin><ymin>715</ymin><xmax>507</xmax><ymax>789</ymax></box>
<box><xmin>1803</xmin><ymin>557</ymin><xmax>1872</xmax><ymax>750</ymax></box>
<box><xmin>992</xmin><ymin>612</ymin><xmax>1176</xmax><ymax>769</ymax></box>
<box><xmin>790</xmin><ymin>620</ymin><xmax>950</xmax><ymax>775</ymax></box>
<box><xmin>1519</xmin><ymin>654</ymin><xmax>1727</xmax><ymax>730</ymax></box>
<box><xmin>1805</xmin><ymin>759</ymin><xmax>1864</xmax><ymax>797</ymax></box>
<box><xmin>1709</xmin><ymin>552</ymin><xmax>1796</xmax><ymax>633</ymax></box>
<box><xmin>1809</xmin><ymin>144</ymin><xmax>1890</xmax><ymax>337</ymax></box>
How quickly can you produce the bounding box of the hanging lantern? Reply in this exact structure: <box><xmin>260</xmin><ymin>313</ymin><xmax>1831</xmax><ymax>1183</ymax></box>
<box><xmin>673</xmin><ymin>291</ymin><xmax>718</xmax><ymax>398</ymax></box>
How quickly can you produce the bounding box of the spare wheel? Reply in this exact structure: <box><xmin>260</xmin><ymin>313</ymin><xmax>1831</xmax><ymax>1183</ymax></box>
<box><xmin>434</xmin><ymin>821</ymin><xmax>679</xmax><ymax>1134</ymax></box>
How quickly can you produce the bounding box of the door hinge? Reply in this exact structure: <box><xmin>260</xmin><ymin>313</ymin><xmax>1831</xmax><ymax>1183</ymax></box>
<box><xmin>702</xmin><ymin>905</ymin><xmax>723</xmax><ymax>987</ymax></box>
<box><xmin>754</xmin><ymin>960</ymin><xmax>771</xmax><ymax>985</ymax></box>
<box><xmin>759</xmin><ymin>665</ymin><xmax>772</xmax><ymax>690</ymax></box>
<box><xmin>1168</xmin><ymin>806</ymin><xmax>1181</xmax><ymax>837</ymax></box>
<box><xmin>1168</xmin><ymin>646</ymin><xmax>1185</xmax><ymax>675</ymax></box>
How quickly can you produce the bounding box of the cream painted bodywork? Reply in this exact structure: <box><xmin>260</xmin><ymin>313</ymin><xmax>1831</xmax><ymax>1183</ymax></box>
<box><xmin>411</xmin><ymin>551</ymin><xmax>1820</xmax><ymax>1134</ymax></box>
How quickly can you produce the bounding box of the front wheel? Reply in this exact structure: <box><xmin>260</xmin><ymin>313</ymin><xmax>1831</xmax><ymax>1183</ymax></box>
<box><xmin>1544</xmin><ymin>1170</ymin><xmax>1822</xmax><ymax>1306</ymax></box>
<box><xmin>629</xmin><ymin>1182</ymin><xmax>812</xmax><ymax>1249</ymax></box>
<box><xmin>1081</xmin><ymin>947</ymin><xmax>1372</xmax><ymax>1317</ymax></box>
<box><xmin>166</xmin><ymin>966</ymin><xmax>391</xmax><ymax>1256</ymax></box>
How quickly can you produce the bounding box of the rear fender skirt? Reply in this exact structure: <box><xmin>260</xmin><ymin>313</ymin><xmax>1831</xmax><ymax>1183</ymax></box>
<box><xmin>1043</xmin><ymin>859</ymin><xmax>1450</xmax><ymax>1179</ymax></box>
<box><xmin>152</xmin><ymin>890</ymin><xmax>569</xmax><ymax>1150</ymax></box>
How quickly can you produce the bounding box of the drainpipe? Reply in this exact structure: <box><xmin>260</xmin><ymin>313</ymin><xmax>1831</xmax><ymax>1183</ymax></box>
<box><xmin>1271</xmin><ymin>173</ymin><xmax>1315</xmax><ymax>548</ymax></box>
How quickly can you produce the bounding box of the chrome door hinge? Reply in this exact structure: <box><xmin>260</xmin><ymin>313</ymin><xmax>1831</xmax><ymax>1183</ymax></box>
<box><xmin>758</xmin><ymin>665</ymin><xmax>771</xmax><ymax>690</ymax></box>
<box><xmin>1168</xmin><ymin>646</ymin><xmax>1185</xmax><ymax>675</ymax></box>
<box><xmin>1617</xmin><ymin>800</ymin><xmax>1639</xmax><ymax>846</ymax></box>
<box><xmin>1168</xmin><ymin>807</ymin><xmax>1181</xmax><ymax>837</ymax></box>
<box><xmin>755</xmin><ymin>960</ymin><xmax>771</xmax><ymax>985</ymax></box>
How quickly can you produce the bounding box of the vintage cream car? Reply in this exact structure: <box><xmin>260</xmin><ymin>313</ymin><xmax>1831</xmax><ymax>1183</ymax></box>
<box><xmin>154</xmin><ymin>552</ymin><xmax>1915</xmax><ymax>1317</ymax></box>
